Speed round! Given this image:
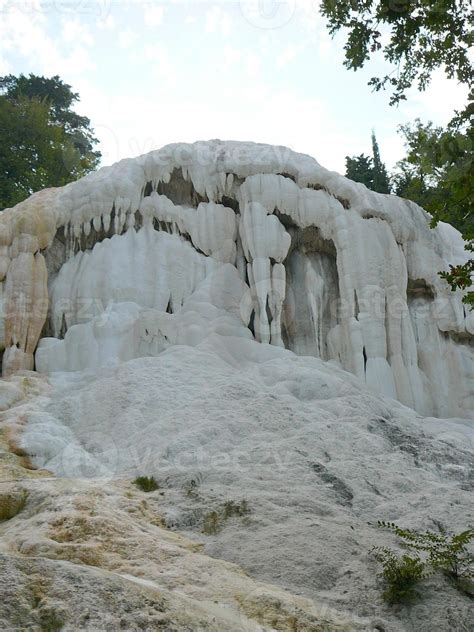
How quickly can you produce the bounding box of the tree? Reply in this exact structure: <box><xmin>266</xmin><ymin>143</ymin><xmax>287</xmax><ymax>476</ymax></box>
<box><xmin>371</xmin><ymin>132</ymin><xmax>391</xmax><ymax>193</ymax></box>
<box><xmin>394</xmin><ymin>118</ymin><xmax>473</xmax><ymax>236</ymax></box>
<box><xmin>321</xmin><ymin>1</ymin><xmax>473</xmax><ymax>306</ymax></box>
<box><xmin>345</xmin><ymin>153</ymin><xmax>374</xmax><ymax>188</ymax></box>
<box><xmin>320</xmin><ymin>1</ymin><xmax>474</xmax><ymax>106</ymax></box>
<box><xmin>0</xmin><ymin>74</ymin><xmax>101</xmax><ymax>210</ymax></box>
<box><xmin>345</xmin><ymin>133</ymin><xmax>391</xmax><ymax>193</ymax></box>
<box><xmin>393</xmin><ymin>111</ymin><xmax>473</xmax><ymax>305</ymax></box>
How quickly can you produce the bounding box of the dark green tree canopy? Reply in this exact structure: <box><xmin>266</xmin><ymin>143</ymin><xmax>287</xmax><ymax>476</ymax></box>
<box><xmin>345</xmin><ymin>153</ymin><xmax>374</xmax><ymax>188</ymax></box>
<box><xmin>371</xmin><ymin>132</ymin><xmax>391</xmax><ymax>193</ymax></box>
<box><xmin>394</xmin><ymin>117</ymin><xmax>473</xmax><ymax>238</ymax></box>
<box><xmin>321</xmin><ymin>0</ymin><xmax>474</xmax><ymax>105</ymax></box>
<box><xmin>0</xmin><ymin>74</ymin><xmax>101</xmax><ymax>210</ymax></box>
<box><xmin>322</xmin><ymin>2</ymin><xmax>473</xmax><ymax>306</ymax></box>
<box><xmin>345</xmin><ymin>133</ymin><xmax>391</xmax><ymax>193</ymax></box>
<box><xmin>394</xmin><ymin>114</ymin><xmax>473</xmax><ymax>304</ymax></box>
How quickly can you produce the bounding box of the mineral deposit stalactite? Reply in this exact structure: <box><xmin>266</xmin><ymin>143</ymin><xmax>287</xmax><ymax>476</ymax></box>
<box><xmin>0</xmin><ymin>140</ymin><xmax>472</xmax><ymax>418</ymax></box>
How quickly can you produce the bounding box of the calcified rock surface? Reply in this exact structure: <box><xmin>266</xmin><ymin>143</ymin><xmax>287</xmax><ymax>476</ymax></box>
<box><xmin>0</xmin><ymin>375</ymin><xmax>368</xmax><ymax>632</ymax></box>
<box><xmin>0</xmin><ymin>141</ymin><xmax>472</xmax><ymax>416</ymax></box>
<box><xmin>0</xmin><ymin>142</ymin><xmax>473</xmax><ymax>631</ymax></box>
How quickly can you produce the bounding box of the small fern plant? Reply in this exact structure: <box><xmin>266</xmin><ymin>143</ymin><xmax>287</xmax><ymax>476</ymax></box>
<box><xmin>371</xmin><ymin>546</ymin><xmax>427</xmax><ymax>604</ymax></box>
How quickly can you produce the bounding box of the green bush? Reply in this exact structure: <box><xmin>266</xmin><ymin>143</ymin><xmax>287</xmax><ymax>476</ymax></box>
<box><xmin>133</xmin><ymin>476</ymin><xmax>159</xmax><ymax>493</ymax></box>
<box><xmin>378</xmin><ymin>522</ymin><xmax>473</xmax><ymax>581</ymax></box>
<box><xmin>373</xmin><ymin>521</ymin><xmax>474</xmax><ymax>602</ymax></box>
<box><xmin>372</xmin><ymin>547</ymin><xmax>426</xmax><ymax>604</ymax></box>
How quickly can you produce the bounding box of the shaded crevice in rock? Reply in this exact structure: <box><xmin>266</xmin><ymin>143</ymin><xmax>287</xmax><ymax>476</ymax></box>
<box><xmin>282</xmin><ymin>234</ymin><xmax>340</xmax><ymax>361</ymax></box>
<box><xmin>310</xmin><ymin>462</ymin><xmax>354</xmax><ymax>507</ymax></box>
<box><xmin>156</xmin><ymin>168</ymin><xmax>209</xmax><ymax>207</ymax></box>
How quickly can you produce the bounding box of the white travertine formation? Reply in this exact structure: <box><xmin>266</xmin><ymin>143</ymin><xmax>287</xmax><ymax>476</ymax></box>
<box><xmin>0</xmin><ymin>140</ymin><xmax>472</xmax><ymax>417</ymax></box>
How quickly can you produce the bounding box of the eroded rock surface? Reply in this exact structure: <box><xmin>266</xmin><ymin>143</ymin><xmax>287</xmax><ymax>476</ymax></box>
<box><xmin>0</xmin><ymin>141</ymin><xmax>472</xmax><ymax>416</ymax></box>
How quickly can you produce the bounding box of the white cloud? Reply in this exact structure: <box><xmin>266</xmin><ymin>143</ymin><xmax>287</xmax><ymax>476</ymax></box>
<box><xmin>118</xmin><ymin>28</ymin><xmax>137</xmax><ymax>48</ymax></box>
<box><xmin>140</xmin><ymin>43</ymin><xmax>175</xmax><ymax>84</ymax></box>
<box><xmin>217</xmin><ymin>44</ymin><xmax>262</xmax><ymax>79</ymax></box>
<box><xmin>144</xmin><ymin>5</ymin><xmax>164</xmax><ymax>28</ymax></box>
<box><xmin>405</xmin><ymin>71</ymin><xmax>468</xmax><ymax>126</ymax></box>
<box><xmin>276</xmin><ymin>44</ymin><xmax>299</xmax><ymax>69</ymax></box>
<box><xmin>0</xmin><ymin>7</ymin><xmax>95</xmax><ymax>79</ymax></box>
<box><xmin>244</xmin><ymin>51</ymin><xmax>261</xmax><ymax>78</ymax></box>
<box><xmin>0</xmin><ymin>54</ymin><xmax>10</xmax><ymax>75</ymax></box>
<box><xmin>86</xmin><ymin>80</ymin><xmax>350</xmax><ymax>174</ymax></box>
<box><xmin>61</xmin><ymin>19</ymin><xmax>94</xmax><ymax>47</ymax></box>
<box><xmin>223</xmin><ymin>45</ymin><xmax>242</xmax><ymax>66</ymax></box>
<box><xmin>205</xmin><ymin>6</ymin><xmax>232</xmax><ymax>36</ymax></box>
<box><xmin>97</xmin><ymin>14</ymin><xmax>116</xmax><ymax>31</ymax></box>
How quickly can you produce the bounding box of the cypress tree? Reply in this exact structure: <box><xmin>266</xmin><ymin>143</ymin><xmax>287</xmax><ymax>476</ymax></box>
<box><xmin>371</xmin><ymin>131</ymin><xmax>391</xmax><ymax>194</ymax></box>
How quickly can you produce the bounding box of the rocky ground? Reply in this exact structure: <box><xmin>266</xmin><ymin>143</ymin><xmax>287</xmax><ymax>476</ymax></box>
<box><xmin>0</xmin><ymin>346</ymin><xmax>473</xmax><ymax>631</ymax></box>
<box><xmin>0</xmin><ymin>373</ymin><xmax>377</xmax><ymax>632</ymax></box>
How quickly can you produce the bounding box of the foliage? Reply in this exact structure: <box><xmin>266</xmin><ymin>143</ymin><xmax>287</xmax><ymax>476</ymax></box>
<box><xmin>320</xmin><ymin>1</ymin><xmax>474</xmax><ymax>106</ymax></box>
<box><xmin>394</xmin><ymin>118</ymin><xmax>473</xmax><ymax>236</ymax></box>
<box><xmin>439</xmin><ymin>250</ymin><xmax>474</xmax><ymax>307</ymax></box>
<box><xmin>345</xmin><ymin>132</ymin><xmax>390</xmax><ymax>193</ymax></box>
<box><xmin>202</xmin><ymin>499</ymin><xmax>251</xmax><ymax>535</ymax></box>
<box><xmin>371</xmin><ymin>132</ymin><xmax>391</xmax><ymax>193</ymax></box>
<box><xmin>372</xmin><ymin>546</ymin><xmax>426</xmax><ymax>604</ymax></box>
<box><xmin>222</xmin><ymin>499</ymin><xmax>250</xmax><ymax>519</ymax></box>
<box><xmin>321</xmin><ymin>2</ymin><xmax>473</xmax><ymax>305</ymax></box>
<box><xmin>0</xmin><ymin>73</ymin><xmax>100</xmax><ymax>210</ymax></box>
<box><xmin>133</xmin><ymin>476</ymin><xmax>159</xmax><ymax>493</ymax></box>
<box><xmin>393</xmin><ymin>113</ymin><xmax>473</xmax><ymax>306</ymax></box>
<box><xmin>345</xmin><ymin>153</ymin><xmax>374</xmax><ymax>189</ymax></box>
<box><xmin>377</xmin><ymin>521</ymin><xmax>474</xmax><ymax>581</ymax></box>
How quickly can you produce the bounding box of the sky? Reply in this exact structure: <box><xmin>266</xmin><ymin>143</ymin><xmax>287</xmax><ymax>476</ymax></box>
<box><xmin>0</xmin><ymin>0</ymin><xmax>469</xmax><ymax>174</ymax></box>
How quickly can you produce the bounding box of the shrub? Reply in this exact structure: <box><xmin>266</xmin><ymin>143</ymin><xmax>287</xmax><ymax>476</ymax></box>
<box><xmin>223</xmin><ymin>499</ymin><xmax>250</xmax><ymax>519</ymax></box>
<box><xmin>377</xmin><ymin>522</ymin><xmax>473</xmax><ymax>581</ymax></box>
<box><xmin>202</xmin><ymin>500</ymin><xmax>251</xmax><ymax>535</ymax></box>
<box><xmin>372</xmin><ymin>546</ymin><xmax>426</xmax><ymax>604</ymax></box>
<box><xmin>133</xmin><ymin>476</ymin><xmax>159</xmax><ymax>493</ymax></box>
<box><xmin>202</xmin><ymin>510</ymin><xmax>221</xmax><ymax>535</ymax></box>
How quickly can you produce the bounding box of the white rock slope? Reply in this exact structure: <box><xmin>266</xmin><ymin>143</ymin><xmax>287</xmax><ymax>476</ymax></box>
<box><xmin>0</xmin><ymin>142</ymin><xmax>473</xmax><ymax>631</ymax></box>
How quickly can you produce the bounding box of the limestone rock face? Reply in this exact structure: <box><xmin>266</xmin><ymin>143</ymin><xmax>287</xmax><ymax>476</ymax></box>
<box><xmin>0</xmin><ymin>141</ymin><xmax>471</xmax><ymax>417</ymax></box>
<box><xmin>0</xmin><ymin>143</ymin><xmax>473</xmax><ymax>630</ymax></box>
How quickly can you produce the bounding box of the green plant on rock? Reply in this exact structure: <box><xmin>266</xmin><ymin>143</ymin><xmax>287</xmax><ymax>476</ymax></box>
<box><xmin>133</xmin><ymin>476</ymin><xmax>159</xmax><ymax>493</ymax></box>
<box><xmin>222</xmin><ymin>499</ymin><xmax>250</xmax><ymax>519</ymax></box>
<box><xmin>378</xmin><ymin>522</ymin><xmax>474</xmax><ymax>582</ymax></box>
<box><xmin>202</xmin><ymin>510</ymin><xmax>221</xmax><ymax>535</ymax></box>
<box><xmin>202</xmin><ymin>499</ymin><xmax>251</xmax><ymax>535</ymax></box>
<box><xmin>372</xmin><ymin>546</ymin><xmax>427</xmax><ymax>604</ymax></box>
<box><xmin>374</xmin><ymin>521</ymin><xmax>474</xmax><ymax>599</ymax></box>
